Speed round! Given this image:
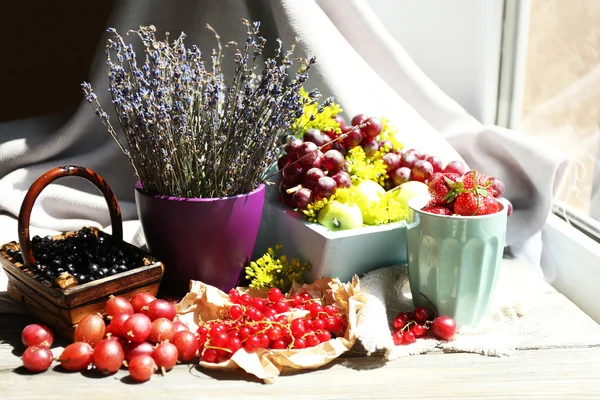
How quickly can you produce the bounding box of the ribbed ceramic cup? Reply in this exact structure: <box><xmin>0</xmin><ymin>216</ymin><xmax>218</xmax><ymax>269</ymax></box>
<box><xmin>135</xmin><ymin>183</ymin><xmax>265</xmax><ymax>296</ymax></box>
<box><xmin>406</xmin><ymin>195</ymin><xmax>508</xmax><ymax>328</ymax></box>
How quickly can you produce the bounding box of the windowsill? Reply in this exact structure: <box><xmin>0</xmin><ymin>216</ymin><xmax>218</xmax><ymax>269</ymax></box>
<box><xmin>541</xmin><ymin>213</ymin><xmax>600</xmax><ymax>323</ymax></box>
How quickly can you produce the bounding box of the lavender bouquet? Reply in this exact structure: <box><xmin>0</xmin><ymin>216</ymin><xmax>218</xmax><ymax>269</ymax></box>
<box><xmin>82</xmin><ymin>20</ymin><xmax>323</xmax><ymax>198</ymax></box>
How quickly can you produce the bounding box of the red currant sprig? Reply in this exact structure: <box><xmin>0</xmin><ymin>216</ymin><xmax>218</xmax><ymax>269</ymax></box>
<box><xmin>391</xmin><ymin>306</ymin><xmax>457</xmax><ymax>346</ymax></box>
<box><xmin>197</xmin><ymin>288</ymin><xmax>346</xmax><ymax>363</ymax></box>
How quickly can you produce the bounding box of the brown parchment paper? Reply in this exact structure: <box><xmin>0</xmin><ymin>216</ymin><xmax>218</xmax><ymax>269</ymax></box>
<box><xmin>175</xmin><ymin>276</ymin><xmax>366</xmax><ymax>382</ymax></box>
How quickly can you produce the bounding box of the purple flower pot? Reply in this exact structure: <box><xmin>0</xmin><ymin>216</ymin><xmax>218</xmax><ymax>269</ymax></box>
<box><xmin>135</xmin><ymin>182</ymin><xmax>266</xmax><ymax>296</ymax></box>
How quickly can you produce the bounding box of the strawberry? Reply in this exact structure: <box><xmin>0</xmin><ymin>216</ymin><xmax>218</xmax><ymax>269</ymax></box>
<box><xmin>482</xmin><ymin>195</ymin><xmax>500</xmax><ymax>214</ymax></box>
<box><xmin>461</xmin><ymin>170</ymin><xmax>491</xmax><ymax>190</ymax></box>
<box><xmin>454</xmin><ymin>191</ymin><xmax>500</xmax><ymax>216</ymax></box>
<box><xmin>453</xmin><ymin>192</ymin><xmax>486</xmax><ymax>216</ymax></box>
<box><xmin>422</xmin><ymin>206</ymin><xmax>453</xmax><ymax>215</ymax></box>
<box><xmin>427</xmin><ymin>173</ymin><xmax>461</xmax><ymax>205</ymax></box>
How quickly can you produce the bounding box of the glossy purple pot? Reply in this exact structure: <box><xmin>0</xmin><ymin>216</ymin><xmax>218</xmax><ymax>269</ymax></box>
<box><xmin>135</xmin><ymin>182</ymin><xmax>265</xmax><ymax>296</ymax></box>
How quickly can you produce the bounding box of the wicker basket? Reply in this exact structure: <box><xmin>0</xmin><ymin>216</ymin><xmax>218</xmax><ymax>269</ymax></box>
<box><xmin>0</xmin><ymin>166</ymin><xmax>164</xmax><ymax>339</ymax></box>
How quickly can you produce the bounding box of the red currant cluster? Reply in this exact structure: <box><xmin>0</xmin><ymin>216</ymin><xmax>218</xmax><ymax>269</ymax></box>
<box><xmin>391</xmin><ymin>307</ymin><xmax>457</xmax><ymax>345</ymax></box>
<box><xmin>198</xmin><ymin>287</ymin><xmax>345</xmax><ymax>363</ymax></box>
<box><xmin>20</xmin><ymin>292</ymin><xmax>195</xmax><ymax>383</ymax></box>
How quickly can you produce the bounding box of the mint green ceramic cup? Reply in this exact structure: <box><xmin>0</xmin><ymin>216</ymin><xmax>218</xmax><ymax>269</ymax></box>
<box><xmin>406</xmin><ymin>195</ymin><xmax>508</xmax><ymax>328</ymax></box>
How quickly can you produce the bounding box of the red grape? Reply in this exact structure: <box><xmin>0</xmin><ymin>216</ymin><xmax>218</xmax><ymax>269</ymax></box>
<box><xmin>296</xmin><ymin>142</ymin><xmax>319</xmax><ymax>165</ymax></box>
<box><xmin>362</xmin><ymin>117</ymin><xmax>383</xmax><ymax>138</ymax></box>
<box><xmin>382</xmin><ymin>153</ymin><xmax>401</xmax><ymax>173</ymax></box>
<box><xmin>489</xmin><ymin>177</ymin><xmax>505</xmax><ymax>197</ymax></box>
<box><xmin>505</xmin><ymin>199</ymin><xmax>513</xmax><ymax>216</ymax></box>
<box><xmin>314</xmin><ymin>176</ymin><xmax>337</xmax><ymax>199</ymax></box>
<box><xmin>361</xmin><ymin>138</ymin><xmax>379</xmax><ymax>156</ymax></box>
<box><xmin>93</xmin><ymin>338</ymin><xmax>125</xmax><ymax>375</ymax></box>
<box><xmin>443</xmin><ymin>160</ymin><xmax>466</xmax><ymax>175</ymax></box>
<box><xmin>74</xmin><ymin>314</ymin><xmax>105</xmax><ymax>347</ymax></box>
<box><xmin>277</xmin><ymin>155</ymin><xmax>292</xmax><ymax>171</ymax></box>
<box><xmin>431</xmin><ymin>316</ymin><xmax>457</xmax><ymax>341</ymax></box>
<box><xmin>148</xmin><ymin>318</ymin><xmax>176</xmax><ymax>343</ymax></box>
<box><xmin>344</xmin><ymin>127</ymin><xmax>363</xmax><ymax>149</ymax></box>
<box><xmin>22</xmin><ymin>346</ymin><xmax>53</xmax><ymax>373</ymax></box>
<box><xmin>292</xmin><ymin>188</ymin><xmax>314</xmax><ymax>210</ymax></box>
<box><xmin>401</xmin><ymin>152</ymin><xmax>419</xmax><ymax>169</ymax></box>
<box><xmin>124</xmin><ymin>341</ymin><xmax>155</xmax><ymax>363</ymax></box>
<box><xmin>130</xmin><ymin>292</ymin><xmax>156</xmax><ymax>314</ymax></box>
<box><xmin>153</xmin><ymin>342</ymin><xmax>178</xmax><ymax>371</ymax></box>
<box><xmin>332</xmin><ymin>115</ymin><xmax>346</xmax><ymax>132</ymax></box>
<box><xmin>21</xmin><ymin>324</ymin><xmax>54</xmax><ymax>348</ymax></box>
<box><xmin>128</xmin><ymin>354</ymin><xmax>157</xmax><ymax>382</ymax></box>
<box><xmin>123</xmin><ymin>313</ymin><xmax>152</xmax><ymax>343</ymax></box>
<box><xmin>405</xmin><ymin>148</ymin><xmax>423</xmax><ymax>159</ymax></box>
<box><xmin>59</xmin><ymin>342</ymin><xmax>93</xmax><ymax>372</ymax></box>
<box><xmin>282</xmin><ymin>162</ymin><xmax>305</xmax><ymax>183</ymax></box>
<box><xmin>322</xmin><ymin>149</ymin><xmax>345</xmax><ymax>173</ymax></box>
<box><xmin>105</xmin><ymin>295</ymin><xmax>134</xmax><ymax>316</ymax></box>
<box><xmin>284</xmin><ymin>138</ymin><xmax>303</xmax><ymax>158</ymax></box>
<box><xmin>426</xmin><ymin>155</ymin><xmax>443</xmax><ymax>173</ymax></box>
<box><xmin>303</xmin><ymin>128</ymin><xmax>327</xmax><ymax>146</ymax></box>
<box><xmin>412</xmin><ymin>160</ymin><xmax>434</xmax><ymax>182</ymax></box>
<box><xmin>304</xmin><ymin>167</ymin><xmax>325</xmax><ymax>189</ymax></box>
<box><xmin>105</xmin><ymin>313</ymin><xmax>130</xmax><ymax>338</ymax></box>
<box><xmin>146</xmin><ymin>299</ymin><xmax>177</xmax><ymax>322</ymax></box>
<box><xmin>173</xmin><ymin>331</ymin><xmax>199</xmax><ymax>361</ymax></box>
<box><xmin>351</xmin><ymin>114</ymin><xmax>369</xmax><ymax>127</ymax></box>
<box><xmin>389</xmin><ymin>167</ymin><xmax>412</xmax><ymax>186</ymax></box>
<box><xmin>331</xmin><ymin>171</ymin><xmax>352</xmax><ymax>188</ymax></box>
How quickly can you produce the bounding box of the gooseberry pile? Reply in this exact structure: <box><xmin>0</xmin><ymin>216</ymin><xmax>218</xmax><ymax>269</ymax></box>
<box><xmin>277</xmin><ymin>113</ymin><xmax>468</xmax><ymax>211</ymax></box>
<box><xmin>198</xmin><ymin>287</ymin><xmax>345</xmax><ymax>363</ymax></box>
<box><xmin>391</xmin><ymin>307</ymin><xmax>457</xmax><ymax>345</ymax></box>
<box><xmin>19</xmin><ymin>292</ymin><xmax>191</xmax><ymax>382</ymax></box>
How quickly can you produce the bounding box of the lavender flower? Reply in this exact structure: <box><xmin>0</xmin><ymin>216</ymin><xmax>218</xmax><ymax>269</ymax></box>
<box><xmin>83</xmin><ymin>21</ymin><xmax>319</xmax><ymax>198</ymax></box>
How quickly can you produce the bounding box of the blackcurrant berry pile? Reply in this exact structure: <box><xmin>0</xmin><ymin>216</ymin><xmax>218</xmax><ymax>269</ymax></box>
<box><xmin>22</xmin><ymin>228</ymin><xmax>144</xmax><ymax>287</ymax></box>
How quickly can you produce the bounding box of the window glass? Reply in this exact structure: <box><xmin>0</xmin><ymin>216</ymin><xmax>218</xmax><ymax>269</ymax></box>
<box><xmin>520</xmin><ymin>0</ymin><xmax>600</xmax><ymax>226</ymax></box>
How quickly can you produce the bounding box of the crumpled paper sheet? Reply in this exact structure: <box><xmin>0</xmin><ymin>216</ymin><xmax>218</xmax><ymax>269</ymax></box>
<box><xmin>176</xmin><ymin>276</ymin><xmax>368</xmax><ymax>383</ymax></box>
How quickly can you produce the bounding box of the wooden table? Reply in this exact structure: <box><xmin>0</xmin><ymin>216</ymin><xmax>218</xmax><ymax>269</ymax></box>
<box><xmin>2</xmin><ymin>259</ymin><xmax>600</xmax><ymax>399</ymax></box>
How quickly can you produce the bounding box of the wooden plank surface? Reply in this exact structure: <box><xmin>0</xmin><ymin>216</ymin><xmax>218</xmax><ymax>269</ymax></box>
<box><xmin>1</xmin><ymin>315</ymin><xmax>599</xmax><ymax>399</ymax></box>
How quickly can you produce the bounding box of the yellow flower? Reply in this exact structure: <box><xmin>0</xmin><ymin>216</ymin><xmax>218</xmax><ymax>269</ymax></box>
<box><xmin>244</xmin><ymin>245</ymin><xmax>312</xmax><ymax>291</ymax></box>
<box><xmin>291</xmin><ymin>88</ymin><xmax>343</xmax><ymax>135</ymax></box>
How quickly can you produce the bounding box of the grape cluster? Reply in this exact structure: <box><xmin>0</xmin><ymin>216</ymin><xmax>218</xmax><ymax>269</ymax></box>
<box><xmin>198</xmin><ymin>287</ymin><xmax>345</xmax><ymax>363</ymax></box>
<box><xmin>277</xmin><ymin>112</ymin><xmax>468</xmax><ymax>211</ymax></box>
<box><xmin>17</xmin><ymin>228</ymin><xmax>145</xmax><ymax>287</ymax></box>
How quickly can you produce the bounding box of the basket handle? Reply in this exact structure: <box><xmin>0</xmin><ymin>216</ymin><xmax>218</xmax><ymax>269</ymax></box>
<box><xmin>17</xmin><ymin>166</ymin><xmax>123</xmax><ymax>267</ymax></box>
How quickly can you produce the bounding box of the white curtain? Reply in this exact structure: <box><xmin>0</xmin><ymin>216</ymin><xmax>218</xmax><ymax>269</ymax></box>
<box><xmin>0</xmin><ymin>0</ymin><xmax>568</xmax><ymax>292</ymax></box>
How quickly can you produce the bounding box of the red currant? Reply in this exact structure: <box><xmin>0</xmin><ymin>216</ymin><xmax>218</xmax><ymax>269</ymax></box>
<box><xmin>392</xmin><ymin>331</ymin><xmax>403</xmax><ymax>346</ymax></box>
<box><xmin>412</xmin><ymin>307</ymin><xmax>429</xmax><ymax>323</ymax></box>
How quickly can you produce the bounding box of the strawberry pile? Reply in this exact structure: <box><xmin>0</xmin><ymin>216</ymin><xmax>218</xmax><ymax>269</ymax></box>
<box><xmin>424</xmin><ymin>170</ymin><xmax>510</xmax><ymax>216</ymax></box>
